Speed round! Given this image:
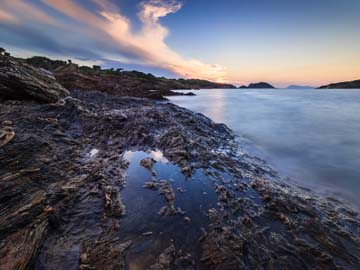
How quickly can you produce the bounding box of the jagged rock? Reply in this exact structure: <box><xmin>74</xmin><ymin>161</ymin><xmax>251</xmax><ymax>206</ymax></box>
<box><xmin>158</xmin><ymin>180</ymin><xmax>183</xmax><ymax>216</ymax></box>
<box><xmin>79</xmin><ymin>236</ymin><xmax>132</xmax><ymax>270</ymax></box>
<box><xmin>149</xmin><ymin>242</ymin><xmax>196</xmax><ymax>270</ymax></box>
<box><xmin>0</xmin><ymin>125</ymin><xmax>15</xmax><ymax>148</ymax></box>
<box><xmin>24</xmin><ymin>55</ymin><xmax>236</xmax><ymax>99</ymax></box>
<box><xmin>149</xmin><ymin>242</ymin><xmax>176</xmax><ymax>270</ymax></box>
<box><xmin>159</xmin><ymin>181</ymin><xmax>175</xmax><ymax>206</ymax></box>
<box><xmin>215</xmin><ymin>185</ymin><xmax>228</xmax><ymax>202</ymax></box>
<box><xmin>0</xmin><ymin>55</ymin><xmax>69</xmax><ymax>103</ymax></box>
<box><xmin>0</xmin><ymin>220</ymin><xmax>48</xmax><ymax>270</ymax></box>
<box><xmin>140</xmin><ymin>157</ymin><xmax>157</xmax><ymax>176</ymax></box>
<box><xmin>143</xmin><ymin>180</ymin><xmax>158</xmax><ymax>190</ymax></box>
<box><xmin>103</xmin><ymin>185</ymin><xmax>125</xmax><ymax>217</ymax></box>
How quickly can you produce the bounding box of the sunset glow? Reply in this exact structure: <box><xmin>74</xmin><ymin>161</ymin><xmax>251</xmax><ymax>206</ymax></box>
<box><xmin>1</xmin><ymin>0</ymin><xmax>359</xmax><ymax>87</ymax></box>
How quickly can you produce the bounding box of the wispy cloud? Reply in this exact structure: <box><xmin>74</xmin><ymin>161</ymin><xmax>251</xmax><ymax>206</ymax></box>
<box><xmin>2</xmin><ymin>0</ymin><xmax>59</xmax><ymax>26</ymax></box>
<box><xmin>0</xmin><ymin>9</ymin><xmax>17</xmax><ymax>24</ymax></box>
<box><xmin>0</xmin><ymin>0</ymin><xmax>226</xmax><ymax>82</ymax></box>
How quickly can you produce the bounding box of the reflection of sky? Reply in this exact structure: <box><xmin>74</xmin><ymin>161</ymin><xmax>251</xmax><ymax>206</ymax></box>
<box><xmin>125</xmin><ymin>150</ymin><xmax>169</xmax><ymax>164</ymax></box>
<box><xmin>149</xmin><ymin>150</ymin><xmax>169</xmax><ymax>163</ymax></box>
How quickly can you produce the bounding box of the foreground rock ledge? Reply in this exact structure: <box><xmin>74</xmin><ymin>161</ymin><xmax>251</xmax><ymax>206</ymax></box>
<box><xmin>0</xmin><ymin>90</ymin><xmax>359</xmax><ymax>270</ymax></box>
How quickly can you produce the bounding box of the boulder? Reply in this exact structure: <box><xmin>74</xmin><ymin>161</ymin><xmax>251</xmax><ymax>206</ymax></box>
<box><xmin>0</xmin><ymin>55</ymin><xmax>69</xmax><ymax>103</ymax></box>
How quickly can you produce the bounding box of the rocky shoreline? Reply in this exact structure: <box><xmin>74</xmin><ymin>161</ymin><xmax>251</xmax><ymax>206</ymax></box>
<box><xmin>1</xmin><ymin>54</ymin><xmax>360</xmax><ymax>269</ymax></box>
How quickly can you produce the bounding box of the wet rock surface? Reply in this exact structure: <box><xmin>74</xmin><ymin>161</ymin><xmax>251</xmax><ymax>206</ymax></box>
<box><xmin>0</xmin><ymin>88</ymin><xmax>359</xmax><ymax>269</ymax></box>
<box><xmin>140</xmin><ymin>157</ymin><xmax>157</xmax><ymax>176</ymax></box>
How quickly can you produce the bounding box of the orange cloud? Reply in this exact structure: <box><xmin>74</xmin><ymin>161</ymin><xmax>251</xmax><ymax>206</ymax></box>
<box><xmin>104</xmin><ymin>0</ymin><xmax>227</xmax><ymax>81</ymax></box>
<box><xmin>2</xmin><ymin>0</ymin><xmax>58</xmax><ymax>26</ymax></box>
<box><xmin>41</xmin><ymin>0</ymin><xmax>104</xmax><ymax>27</ymax></box>
<box><xmin>0</xmin><ymin>9</ymin><xmax>17</xmax><ymax>24</ymax></box>
<box><xmin>1</xmin><ymin>0</ymin><xmax>226</xmax><ymax>82</ymax></box>
<box><xmin>40</xmin><ymin>0</ymin><xmax>227</xmax><ymax>82</ymax></box>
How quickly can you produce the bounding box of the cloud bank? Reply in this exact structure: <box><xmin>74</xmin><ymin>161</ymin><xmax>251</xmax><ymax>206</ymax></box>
<box><xmin>0</xmin><ymin>0</ymin><xmax>226</xmax><ymax>82</ymax></box>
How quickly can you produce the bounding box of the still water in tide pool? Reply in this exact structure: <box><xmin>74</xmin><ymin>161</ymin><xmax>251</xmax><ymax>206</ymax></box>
<box><xmin>120</xmin><ymin>150</ymin><xmax>218</xmax><ymax>269</ymax></box>
<box><xmin>168</xmin><ymin>88</ymin><xmax>360</xmax><ymax>208</ymax></box>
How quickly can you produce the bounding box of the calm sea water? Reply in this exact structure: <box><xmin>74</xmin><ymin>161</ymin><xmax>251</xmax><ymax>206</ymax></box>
<box><xmin>168</xmin><ymin>89</ymin><xmax>360</xmax><ymax>208</ymax></box>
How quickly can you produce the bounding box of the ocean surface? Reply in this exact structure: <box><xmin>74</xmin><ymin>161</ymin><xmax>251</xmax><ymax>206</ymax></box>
<box><xmin>168</xmin><ymin>88</ymin><xmax>360</xmax><ymax>209</ymax></box>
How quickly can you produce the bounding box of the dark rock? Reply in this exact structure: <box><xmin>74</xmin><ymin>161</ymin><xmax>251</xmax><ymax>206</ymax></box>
<box><xmin>140</xmin><ymin>157</ymin><xmax>157</xmax><ymax>176</ymax></box>
<box><xmin>149</xmin><ymin>242</ymin><xmax>175</xmax><ymax>270</ymax></box>
<box><xmin>0</xmin><ymin>55</ymin><xmax>69</xmax><ymax>103</ymax></box>
<box><xmin>247</xmin><ymin>82</ymin><xmax>275</xmax><ymax>89</ymax></box>
<box><xmin>318</xmin><ymin>79</ymin><xmax>360</xmax><ymax>89</ymax></box>
<box><xmin>104</xmin><ymin>185</ymin><xmax>125</xmax><ymax>218</ymax></box>
<box><xmin>23</xmin><ymin>54</ymin><xmax>236</xmax><ymax>100</ymax></box>
<box><xmin>143</xmin><ymin>180</ymin><xmax>158</xmax><ymax>190</ymax></box>
<box><xmin>79</xmin><ymin>236</ymin><xmax>132</xmax><ymax>270</ymax></box>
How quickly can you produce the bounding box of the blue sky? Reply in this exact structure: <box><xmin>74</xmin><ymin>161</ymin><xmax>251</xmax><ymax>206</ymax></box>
<box><xmin>0</xmin><ymin>0</ymin><xmax>359</xmax><ymax>87</ymax></box>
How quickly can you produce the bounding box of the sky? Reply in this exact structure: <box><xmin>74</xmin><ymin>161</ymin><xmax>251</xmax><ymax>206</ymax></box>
<box><xmin>0</xmin><ymin>0</ymin><xmax>359</xmax><ymax>87</ymax></box>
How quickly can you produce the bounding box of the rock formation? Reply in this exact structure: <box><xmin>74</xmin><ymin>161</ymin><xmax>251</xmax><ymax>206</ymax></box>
<box><xmin>247</xmin><ymin>82</ymin><xmax>275</xmax><ymax>88</ymax></box>
<box><xmin>24</xmin><ymin>55</ymin><xmax>235</xmax><ymax>99</ymax></box>
<box><xmin>239</xmin><ymin>82</ymin><xmax>275</xmax><ymax>89</ymax></box>
<box><xmin>0</xmin><ymin>55</ymin><xmax>69</xmax><ymax>103</ymax></box>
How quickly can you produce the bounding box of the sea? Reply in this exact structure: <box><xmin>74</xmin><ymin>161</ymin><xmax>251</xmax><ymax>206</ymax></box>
<box><xmin>168</xmin><ymin>88</ymin><xmax>360</xmax><ymax>209</ymax></box>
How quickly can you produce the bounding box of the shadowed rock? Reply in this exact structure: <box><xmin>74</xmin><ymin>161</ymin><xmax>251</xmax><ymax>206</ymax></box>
<box><xmin>0</xmin><ymin>55</ymin><xmax>69</xmax><ymax>103</ymax></box>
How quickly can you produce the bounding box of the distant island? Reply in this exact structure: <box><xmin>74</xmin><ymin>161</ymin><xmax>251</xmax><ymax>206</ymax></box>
<box><xmin>239</xmin><ymin>82</ymin><xmax>275</xmax><ymax>89</ymax></box>
<box><xmin>318</xmin><ymin>79</ymin><xmax>360</xmax><ymax>89</ymax></box>
<box><xmin>287</xmin><ymin>85</ymin><xmax>314</xmax><ymax>89</ymax></box>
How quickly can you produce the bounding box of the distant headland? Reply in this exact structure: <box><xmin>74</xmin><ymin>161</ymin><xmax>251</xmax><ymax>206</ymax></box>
<box><xmin>318</xmin><ymin>79</ymin><xmax>360</xmax><ymax>89</ymax></box>
<box><xmin>286</xmin><ymin>85</ymin><xmax>314</xmax><ymax>89</ymax></box>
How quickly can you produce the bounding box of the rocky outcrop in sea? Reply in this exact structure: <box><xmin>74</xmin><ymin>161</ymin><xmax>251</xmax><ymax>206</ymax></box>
<box><xmin>239</xmin><ymin>82</ymin><xmax>275</xmax><ymax>89</ymax></box>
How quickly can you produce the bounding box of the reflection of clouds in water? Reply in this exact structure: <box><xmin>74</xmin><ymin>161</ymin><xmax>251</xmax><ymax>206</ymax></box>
<box><xmin>150</xmin><ymin>150</ymin><xmax>169</xmax><ymax>163</ymax></box>
<box><xmin>123</xmin><ymin>151</ymin><xmax>135</xmax><ymax>160</ymax></box>
<box><xmin>89</xmin><ymin>148</ymin><xmax>99</xmax><ymax>157</ymax></box>
<box><xmin>124</xmin><ymin>150</ymin><xmax>168</xmax><ymax>163</ymax></box>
